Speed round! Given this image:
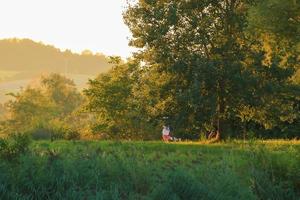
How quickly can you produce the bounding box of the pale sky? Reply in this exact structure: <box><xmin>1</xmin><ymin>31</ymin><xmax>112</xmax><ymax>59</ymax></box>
<box><xmin>0</xmin><ymin>0</ymin><xmax>135</xmax><ymax>58</ymax></box>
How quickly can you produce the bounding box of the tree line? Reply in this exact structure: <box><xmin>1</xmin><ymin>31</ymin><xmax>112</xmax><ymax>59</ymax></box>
<box><xmin>0</xmin><ymin>0</ymin><xmax>299</xmax><ymax>140</ymax></box>
<box><xmin>0</xmin><ymin>38</ymin><xmax>111</xmax><ymax>79</ymax></box>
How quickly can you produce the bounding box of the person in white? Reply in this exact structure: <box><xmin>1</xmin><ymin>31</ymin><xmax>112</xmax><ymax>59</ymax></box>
<box><xmin>162</xmin><ymin>126</ymin><xmax>172</xmax><ymax>141</ymax></box>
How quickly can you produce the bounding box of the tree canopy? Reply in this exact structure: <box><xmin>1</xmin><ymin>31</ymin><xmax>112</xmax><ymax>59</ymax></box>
<box><xmin>1</xmin><ymin>1</ymin><xmax>299</xmax><ymax>140</ymax></box>
<box><xmin>2</xmin><ymin>74</ymin><xmax>85</xmax><ymax>139</ymax></box>
<box><xmin>119</xmin><ymin>0</ymin><xmax>299</xmax><ymax>139</ymax></box>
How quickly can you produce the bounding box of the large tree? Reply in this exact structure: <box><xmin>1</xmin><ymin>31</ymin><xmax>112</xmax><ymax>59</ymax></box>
<box><xmin>124</xmin><ymin>0</ymin><xmax>299</xmax><ymax>139</ymax></box>
<box><xmin>246</xmin><ymin>0</ymin><xmax>300</xmax><ymax>137</ymax></box>
<box><xmin>248</xmin><ymin>0</ymin><xmax>300</xmax><ymax>43</ymax></box>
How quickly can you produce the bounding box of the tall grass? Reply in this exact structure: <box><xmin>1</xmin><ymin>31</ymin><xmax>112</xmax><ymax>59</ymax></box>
<box><xmin>0</xmin><ymin>140</ymin><xmax>299</xmax><ymax>199</ymax></box>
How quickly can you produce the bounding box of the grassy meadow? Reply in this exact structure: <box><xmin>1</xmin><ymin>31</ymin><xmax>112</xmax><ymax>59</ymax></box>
<box><xmin>0</xmin><ymin>140</ymin><xmax>299</xmax><ymax>200</ymax></box>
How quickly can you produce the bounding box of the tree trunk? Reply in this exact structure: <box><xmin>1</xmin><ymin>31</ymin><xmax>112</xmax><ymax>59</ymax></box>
<box><xmin>216</xmin><ymin>80</ymin><xmax>225</xmax><ymax>141</ymax></box>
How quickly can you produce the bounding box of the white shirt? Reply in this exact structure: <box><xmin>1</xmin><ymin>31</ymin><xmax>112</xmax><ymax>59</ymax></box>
<box><xmin>162</xmin><ymin>127</ymin><xmax>170</xmax><ymax>136</ymax></box>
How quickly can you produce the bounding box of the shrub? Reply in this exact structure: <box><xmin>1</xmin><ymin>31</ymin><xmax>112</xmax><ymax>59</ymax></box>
<box><xmin>28</xmin><ymin>126</ymin><xmax>65</xmax><ymax>141</ymax></box>
<box><xmin>28</xmin><ymin>122</ymin><xmax>82</xmax><ymax>141</ymax></box>
<box><xmin>65</xmin><ymin>130</ymin><xmax>81</xmax><ymax>140</ymax></box>
<box><xmin>0</xmin><ymin>133</ymin><xmax>31</xmax><ymax>161</ymax></box>
<box><xmin>30</xmin><ymin>127</ymin><xmax>52</xmax><ymax>140</ymax></box>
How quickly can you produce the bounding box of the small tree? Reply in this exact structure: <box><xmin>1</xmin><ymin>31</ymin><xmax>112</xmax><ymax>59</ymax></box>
<box><xmin>5</xmin><ymin>73</ymin><xmax>84</xmax><ymax>139</ymax></box>
<box><xmin>84</xmin><ymin>58</ymin><xmax>158</xmax><ymax>139</ymax></box>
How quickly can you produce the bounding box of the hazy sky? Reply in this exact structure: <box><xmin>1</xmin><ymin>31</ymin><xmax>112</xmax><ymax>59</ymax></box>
<box><xmin>0</xmin><ymin>0</ymin><xmax>135</xmax><ymax>58</ymax></box>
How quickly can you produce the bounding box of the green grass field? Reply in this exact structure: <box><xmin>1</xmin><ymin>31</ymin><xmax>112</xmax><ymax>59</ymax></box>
<box><xmin>0</xmin><ymin>140</ymin><xmax>299</xmax><ymax>200</ymax></box>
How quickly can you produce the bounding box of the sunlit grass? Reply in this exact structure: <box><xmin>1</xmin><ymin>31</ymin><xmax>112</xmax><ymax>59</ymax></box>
<box><xmin>0</xmin><ymin>139</ymin><xmax>299</xmax><ymax>199</ymax></box>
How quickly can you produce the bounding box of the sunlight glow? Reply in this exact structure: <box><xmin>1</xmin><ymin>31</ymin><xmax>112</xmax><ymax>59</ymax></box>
<box><xmin>0</xmin><ymin>0</ymin><xmax>134</xmax><ymax>58</ymax></box>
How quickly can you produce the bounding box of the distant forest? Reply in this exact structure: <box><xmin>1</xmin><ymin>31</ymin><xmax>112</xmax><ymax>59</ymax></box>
<box><xmin>0</xmin><ymin>38</ymin><xmax>112</xmax><ymax>80</ymax></box>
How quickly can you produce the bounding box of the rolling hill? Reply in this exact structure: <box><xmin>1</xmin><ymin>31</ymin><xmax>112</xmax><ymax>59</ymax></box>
<box><xmin>0</xmin><ymin>38</ymin><xmax>113</xmax><ymax>103</ymax></box>
<box><xmin>0</xmin><ymin>38</ymin><xmax>112</xmax><ymax>77</ymax></box>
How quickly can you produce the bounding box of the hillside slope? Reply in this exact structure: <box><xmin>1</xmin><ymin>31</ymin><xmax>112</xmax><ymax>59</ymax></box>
<box><xmin>0</xmin><ymin>38</ymin><xmax>112</xmax><ymax>78</ymax></box>
<box><xmin>0</xmin><ymin>38</ymin><xmax>112</xmax><ymax>103</ymax></box>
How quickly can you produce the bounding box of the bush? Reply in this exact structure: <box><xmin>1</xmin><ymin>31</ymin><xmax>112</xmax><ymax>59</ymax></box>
<box><xmin>28</xmin><ymin>126</ymin><xmax>65</xmax><ymax>141</ymax></box>
<box><xmin>65</xmin><ymin>130</ymin><xmax>81</xmax><ymax>140</ymax></box>
<box><xmin>28</xmin><ymin>121</ymin><xmax>73</xmax><ymax>141</ymax></box>
<box><xmin>30</xmin><ymin>127</ymin><xmax>52</xmax><ymax>140</ymax></box>
<box><xmin>0</xmin><ymin>133</ymin><xmax>31</xmax><ymax>161</ymax></box>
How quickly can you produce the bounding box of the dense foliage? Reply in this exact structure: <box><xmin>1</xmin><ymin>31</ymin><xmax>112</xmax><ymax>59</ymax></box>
<box><xmin>83</xmin><ymin>0</ymin><xmax>300</xmax><ymax>140</ymax></box>
<box><xmin>0</xmin><ymin>133</ymin><xmax>31</xmax><ymax>161</ymax></box>
<box><xmin>0</xmin><ymin>1</ymin><xmax>299</xmax><ymax>141</ymax></box>
<box><xmin>84</xmin><ymin>58</ymin><xmax>161</xmax><ymax>139</ymax></box>
<box><xmin>0</xmin><ymin>74</ymin><xmax>87</xmax><ymax>140</ymax></box>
